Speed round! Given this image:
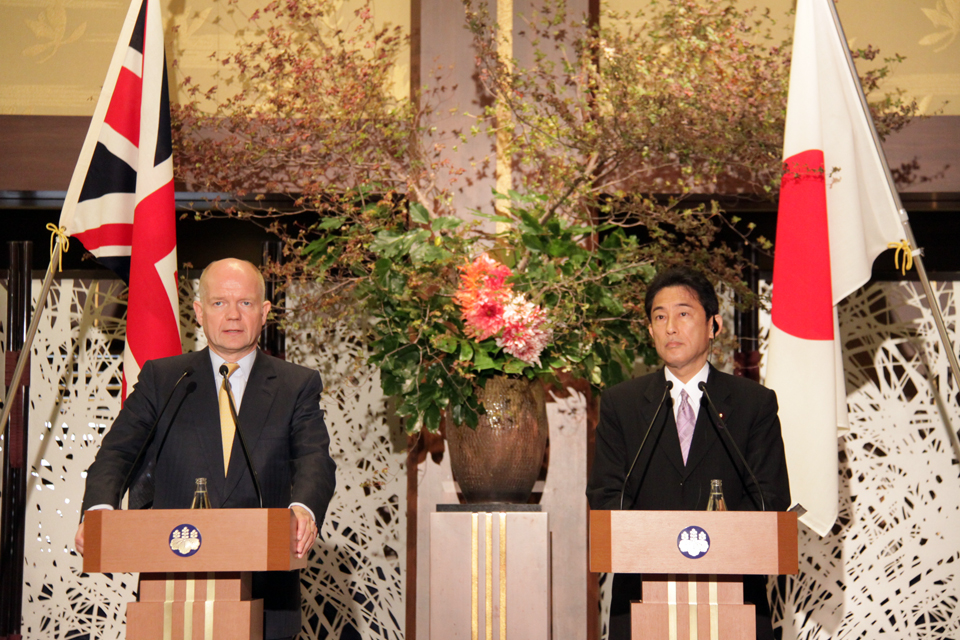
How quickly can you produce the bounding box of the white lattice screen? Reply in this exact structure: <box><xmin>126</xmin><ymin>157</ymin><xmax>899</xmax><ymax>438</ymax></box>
<box><xmin>765</xmin><ymin>280</ymin><xmax>960</xmax><ymax>639</ymax></box>
<box><xmin>0</xmin><ymin>277</ymin><xmax>405</xmax><ymax>640</ymax></box>
<box><xmin>1</xmin><ymin>277</ymin><xmax>958</xmax><ymax>638</ymax></box>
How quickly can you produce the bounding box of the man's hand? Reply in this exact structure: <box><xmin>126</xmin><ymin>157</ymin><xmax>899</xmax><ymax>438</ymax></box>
<box><xmin>75</xmin><ymin>522</ymin><xmax>85</xmax><ymax>556</ymax></box>
<box><xmin>291</xmin><ymin>505</ymin><xmax>317</xmax><ymax>558</ymax></box>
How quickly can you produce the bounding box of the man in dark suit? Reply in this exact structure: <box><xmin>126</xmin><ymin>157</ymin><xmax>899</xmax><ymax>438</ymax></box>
<box><xmin>587</xmin><ymin>266</ymin><xmax>790</xmax><ymax>640</ymax></box>
<box><xmin>74</xmin><ymin>258</ymin><xmax>337</xmax><ymax>640</ymax></box>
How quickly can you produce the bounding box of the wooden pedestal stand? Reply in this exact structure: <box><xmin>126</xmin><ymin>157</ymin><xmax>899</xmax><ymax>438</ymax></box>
<box><xmin>83</xmin><ymin>509</ymin><xmax>306</xmax><ymax>640</ymax></box>
<box><xmin>590</xmin><ymin>510</ymin><xmax>798</xmax><ymax>640</ymax></box>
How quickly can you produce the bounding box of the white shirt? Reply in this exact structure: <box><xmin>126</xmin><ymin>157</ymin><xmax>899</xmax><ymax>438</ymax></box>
<box><xmin>209</xmin><ymin>348</ymin><xmax>257</xmax><ymax>408</ymax></box>
<box><xmin>665</xmin><ymin>362</ymin><xmax>711</xmax><ymax>424</ymax></box>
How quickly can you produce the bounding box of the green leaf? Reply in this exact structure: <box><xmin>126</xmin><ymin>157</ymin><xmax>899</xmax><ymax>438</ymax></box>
<box><xmin>373</xmin><ymin>258</ymin><xmax>392</xmax><ymax>277</ymax></box>
<box><xmin>435</xmin><ymin>334</ymin><xmax>458</xmax><ymax>354</ymax></box>
<box><xmin>503</xmin><ymin>359</ymin><xmax>527</xmax><ymax>375</ymax></box>
<box><xmin>423</xmin><ymin>404</ymin><xmax>442</xmax><ymax>433</ymax></box>
<box><xmin>472</xmin><ymin>347</ymin><xmax>498</xmax><ymax>370</ymax></box>
<box><xmin>518</xmin><ymin>210</ymin><xmax>543</xmax><ymax>233</ymax></box>
<box><xmin>409</xmin><ymin>202</ymin><xmax>430</xmax><ymax>224</ymax></box>
<box><xmin>370</xmin><ymin>228</ymin><xmax>430</xmax><ymax>259</ymax></box>
<box><xmin>458</xmin><ymin>341</ymin><xmax>475</xmax><ymax>361</ymax></box>
<box><xmin>450</xmin><ymin>401</ymin><xmax>465</xmax><ymax>426</ymax></box>
<box><xmin>431</xmin><ymin>216</ymin><xmax>462</xmax><ymax>232</ymax></box>
<box><xmin>380</xmin><ymin>372</ymin><xmax>404</xmax><ymax>396</ymax></box>
<box><xmin>410</xmin><ymin>242</ymin><xmax>448</xmax><ymax>264</ymax></box>
<box><xmin>521</xmin><ymin>233</ymin><xmax>546</xmax><ymax>252</ymax></box>
<box><xmin>317</xmin><ymin>216</ymin><xmax>345</xmax><ymax>231</ymax></box>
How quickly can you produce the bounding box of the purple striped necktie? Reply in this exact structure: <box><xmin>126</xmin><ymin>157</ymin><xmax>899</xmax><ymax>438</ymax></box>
<box><xmin>677</xmin><ymin>389</ymin><xmax>695</xmax><ymax>464</ymax></box>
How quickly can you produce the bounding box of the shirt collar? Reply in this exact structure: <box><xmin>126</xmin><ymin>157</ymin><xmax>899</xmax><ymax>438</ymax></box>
<box><xmin>209</xmin><ymin>348</ymin><xmax>257</xmax><ymax>378</ymax></box>
<box><xmin>664</xmin><ymin>362</ymin><xmax>710</xmax><ymax>404</ymax></box>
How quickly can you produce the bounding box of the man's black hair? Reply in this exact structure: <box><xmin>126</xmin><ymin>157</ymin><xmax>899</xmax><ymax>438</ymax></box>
<box><xmin>644</xmin><ymin>266</ymin><xmax>720</xmax><ymax>321</ymax></box>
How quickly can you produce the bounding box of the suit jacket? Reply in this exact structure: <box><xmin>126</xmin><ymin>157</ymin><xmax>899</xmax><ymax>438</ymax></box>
<box><xmin>82</xmin><ymin>347</ymin><xmax>337</xmax><ymax>638</ymax></box>
<box><xmin>586</xmin><ymin>365</ymin><xmax>790</xmax><ymax>640</ymax></box>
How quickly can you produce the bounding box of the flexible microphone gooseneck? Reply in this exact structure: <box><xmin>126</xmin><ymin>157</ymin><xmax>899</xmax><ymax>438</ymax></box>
<box><xmin>220</xmin><ymin>364</ymin><xmax>264</xmax><ymax>509</ymax></box>
<box><xmin>118</xmin><ymin>366</ymin><xmax>195</xmax><ymax>506</ymax></box>
<box><xmin>697</xmin><ymin>381</ymin><xmax>766</xmax><ymax>511</ymax></box>
<box><xmin>619</xmin><ymin>380</ymin><xmax>674</xmax><ymax>510</ymax></box>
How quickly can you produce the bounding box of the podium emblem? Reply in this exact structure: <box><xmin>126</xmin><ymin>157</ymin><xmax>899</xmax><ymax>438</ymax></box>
<box><xmin>169</xmin><ymin>524</ymin><xmax>202</xmax><ymax>557</ymax></box>
<box><xmin>677</xmin><ymin>526</ymin><xmax>710</xmax><ymax>558</ymax></box>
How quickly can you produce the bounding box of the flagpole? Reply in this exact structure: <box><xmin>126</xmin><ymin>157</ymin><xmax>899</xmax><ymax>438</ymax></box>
<box><xmin>825</xmin><ymin>0</ymin><xmax>960</xmax><ymax>389</ymax></box>
<box><xmin>0</xmin><ymin>240</ymin><xmax>61</xmax><ymax>441</ymax></box>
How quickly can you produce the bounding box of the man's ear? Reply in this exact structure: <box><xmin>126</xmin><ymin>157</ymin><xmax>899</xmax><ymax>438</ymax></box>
<box><xmin>711</xmin><ymin>315</ymin><xmax>722</xmax><ymax>338</ymax></box>
<box><xmin>193</xmin><ymin>300</ymin><xmax>203</xmax><ymax>327</ymax></box>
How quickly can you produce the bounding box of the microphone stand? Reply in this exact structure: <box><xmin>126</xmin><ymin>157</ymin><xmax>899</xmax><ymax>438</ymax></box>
<box><xmin>697</xmin><ymin>381</ymin><xmax>766</xmax><ymax>511</ymax></box>
<box><xmin>620</xmin><ymin>381</ymin><xmax>674</xmax><ymax>510</ymax></box>
<box><xmin>117</xmin><ymin>367</ymin><xmax>195</xmax><ymax>507</ymax></box>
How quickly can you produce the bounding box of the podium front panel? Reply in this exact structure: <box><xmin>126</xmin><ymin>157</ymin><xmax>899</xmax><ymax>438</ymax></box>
<box><xmin>590</xmin><ymin>510</ymin><xmax>798</xmax><ymax>575</ymax></box>
<box><xmin>127</xmin><ymin>599</ymin><xmax>264</xmax><ymax>640</ymax></box>
<box><xmin>83</xmin><ymin>508</ymin><xmax>307</xmax><ymax>573</ymax></box>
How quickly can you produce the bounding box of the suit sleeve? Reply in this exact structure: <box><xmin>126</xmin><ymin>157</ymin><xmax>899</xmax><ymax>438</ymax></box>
<box><xmin>81</xmin><ymin>361</ymin><xmax>161</xmax><ymax>512</ymax></box>
<box><xmin>288</xmin><ymin>370</ymin><xmax>337</xmax><ymax>529</ymax></box>
<box><xmin>586</xmin><ymin>389</ymin><xmax>630</xmax><ymax>510</ymax></box>
<box><xmin>742</xmin><ymin>387</ymin><xmax>791</xmax><ymax>512</ymax></box>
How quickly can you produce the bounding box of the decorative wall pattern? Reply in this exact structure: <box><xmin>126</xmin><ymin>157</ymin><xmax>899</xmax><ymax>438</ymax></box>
<box><xmin>6</xmin><ymin>277</ymin><xmax>958</xmax><ymax>639</ymax></box>
<box><xmin>3</xmin><ymin>277</ymin><xmax>404</xmax><ymax>640</ymax></box>
<box><xmin>766</xmin><ymin>281</ymin><xmax>960</xmax><ymax>639</ymax></box>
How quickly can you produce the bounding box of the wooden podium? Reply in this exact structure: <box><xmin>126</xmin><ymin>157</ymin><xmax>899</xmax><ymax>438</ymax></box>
<box><xmin>83</xmin><ymin>509</ymin><xmax>306</xmax><ymax>640</ymax></box>
<box><xmin>590</xmin><ymin>510</ymin><xmax>798</xmax><ymax>640</ymax></box>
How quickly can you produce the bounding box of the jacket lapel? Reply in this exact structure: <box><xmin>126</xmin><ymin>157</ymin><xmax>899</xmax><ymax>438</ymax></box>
<box><xmin>222</xmin><ymin>350</ymin><xmax>278</xmax><ymax>502</ymax></box>
<box><xmin>639</xmin><ymin>370</ymin><xmax>686</xmax><ymax>476</ymax></box>
<box><xmin>178</xmin><ymin>348</ymin><xmax>227</xmax><ymax>505</ymax></box>
<box><xmin>683</xmin><ymin>365</ymin><xmax>728</xmax><ymax>477</ymax></box>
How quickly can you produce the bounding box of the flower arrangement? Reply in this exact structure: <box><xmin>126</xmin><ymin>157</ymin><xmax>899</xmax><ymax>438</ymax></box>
<box><xmin>455</xmin><ymin>254</ymin><xmax>552</xmax><ymax>367</ymax></box>
<box><xmin>287</xmin><ymin>190</ymin><xmax>667</xmax><ymax>434</ymax></box>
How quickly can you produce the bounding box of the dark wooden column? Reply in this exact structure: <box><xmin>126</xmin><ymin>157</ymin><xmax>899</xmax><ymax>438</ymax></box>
<box><xmin>0</xmin><ymin>241</ymin><xmax>33</xmax><ymax>640</ymax></box>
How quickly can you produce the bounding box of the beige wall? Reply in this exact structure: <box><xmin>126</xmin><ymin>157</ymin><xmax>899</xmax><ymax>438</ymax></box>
<box><xmin>607</xmin><ymin>0</ymin><xmax>959</xmax><ymax>115</ymax></box>
<box><xmin>1</xmin><ymin>0</ymin><xmax>956</xmax><ymax>115</ymax></box>
<box><xmin>0</xmin><ymin>0</ymin><xmax>411</xmax><ymax>115</ymax></box>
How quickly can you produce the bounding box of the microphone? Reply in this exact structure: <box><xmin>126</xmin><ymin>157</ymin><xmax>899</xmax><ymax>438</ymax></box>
<box><xmin>220</xmin><ymin>364</ymin><xmax>264</xmax><ymax>509</ymax></box>
<box><xmin>620</xmin><ymin>380</ymin><xmax>673</xmax><ymax>510</ymax></box>
<box><xmin>697</xmin><ymin>381</ymin><xmax>766</xmax><ymax>511</ymax></box>
<box><xmin>119</xmin><ymin>366</ymin><xmax>195</xmax><ymax>507</ymax></box>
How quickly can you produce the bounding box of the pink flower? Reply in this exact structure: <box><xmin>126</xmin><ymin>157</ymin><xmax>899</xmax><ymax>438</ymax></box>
<box><xmin>455</xmin><ymin>254</ymin><xmax>552</xmax><ymax>366</ymax></box>
<box><xmin>495</xmin><ymin>294</ymin><xmax>552</xmax><ymax>366</ymax></box>
<box><xmin>462</xmin><ymin>299</ymin><xmax>506</xmax><ymax>341</ymax></box>
<box><xmin>456</xmin><ymin>254</ymin><xmax>514</xmax><ymax>339</ymax></box>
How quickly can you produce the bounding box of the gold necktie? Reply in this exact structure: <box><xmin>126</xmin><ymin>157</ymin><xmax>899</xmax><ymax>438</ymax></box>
<box><xmin>219</xmin><ymin>362</ymin><xmax>240</xmax><ymax>476</ymax></box>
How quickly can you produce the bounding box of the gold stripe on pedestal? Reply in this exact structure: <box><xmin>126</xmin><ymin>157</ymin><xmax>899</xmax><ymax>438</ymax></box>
<box><xmin>164</xmin><ymin>574</ymin><xmax>175</xmax><ymax>640</ymax></box>
<box><xmin>184</xmin><ymin>574</ymin><xmax>196</xmax><ymax>639</ymax></box>
<box><xmin>667</xmin><ymin>576</ymin><xmax>678</xmax><ymax>640</ymax></box>
<box><xmin>708</xmin><ymin>577</ymin><xmax>719</xmax><ymax>640</ymax></box>
<box><xmin>687</xmin><ymin>579</ymin><xmax>698</xmax><ymax>640</ymax></box>
<box><xmin>205</xmin><ymin>573</ymin><xmax>216</xmax><ymax>640</ymax></box>
<box><xmin>472</xmin><ymin>513</ymin><xmax>479</xmax><ymax>640</ymax></box>
<box><xmin>499</xmin><ymin>512</ymin><xmax>506</xmax><ymax>640</ymax></box>
<box><xmin>485</xmin><ymin>513</ymin><xmax>493</xmax><ymax>640</ymax></box>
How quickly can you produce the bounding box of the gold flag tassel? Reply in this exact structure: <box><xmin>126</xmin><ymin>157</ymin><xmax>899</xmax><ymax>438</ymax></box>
<box><xmin>888</xmin><ymin>239</ymin><xmax>915</xmax><ymax>275</ymax></box>
<box><xmin>46</xmin><ymin>223</ymin><xmax>70</xmax><ymax>272</ymax></box>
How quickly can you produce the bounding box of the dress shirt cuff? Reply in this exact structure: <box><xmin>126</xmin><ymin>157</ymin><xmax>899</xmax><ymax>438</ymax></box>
<box><xmin>289</xmin><ymin>502</ymin><xmax>316</xmax><ymax>524</ymax></box>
